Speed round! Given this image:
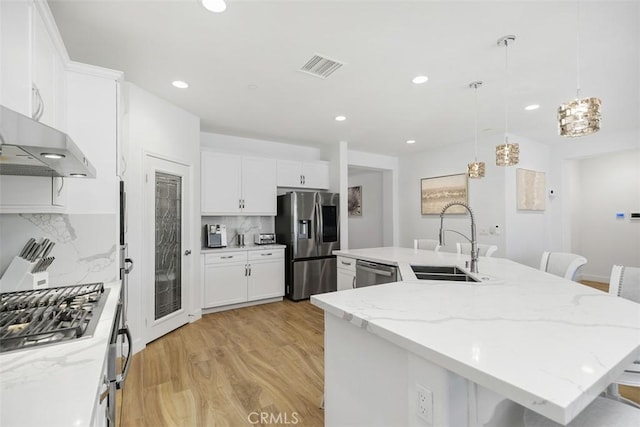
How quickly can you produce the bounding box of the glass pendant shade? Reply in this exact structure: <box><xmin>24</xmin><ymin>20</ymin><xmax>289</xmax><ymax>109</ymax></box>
<box><xmin>495</xmin><ymin>142</ymin><xmax>519</xmax><ymax>166</ymax></box>
<box><xmin>468</xmin><ymin>161</ymin><xmax>486</xmax><ymax>178</ymax></box>
<box><xmin>558</xmin><ymin>97</ymin><xmax>601</xmax><ymax>137</ymax></box>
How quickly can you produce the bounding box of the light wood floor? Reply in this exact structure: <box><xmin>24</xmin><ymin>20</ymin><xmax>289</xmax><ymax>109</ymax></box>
<box><xmin>117</xmin><ymin>300</ymin><xmax>325</xmax><ymax>426</ymax></box>
<box><xmin>117</xmin><ymin>281</ymin><xmax>638</xmax><ymax>426</ymax></box>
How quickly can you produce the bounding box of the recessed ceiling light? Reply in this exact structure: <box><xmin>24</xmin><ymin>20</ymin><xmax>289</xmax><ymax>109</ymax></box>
<box><xmin>41</xmin><ymin>153</ymin><xmax>65</xmax><ymax>159</ymax></box>
<box><xmin>335</xmin><ymin>115</ymin><xmax>346</xmax><ymax>122</ymax></box>
<box><xmin>524</xmin><ymin>104</ymin><xmax>540</xmax><ymax>111</ymax></box>
<box><xmin>172</xmin><ymin>80</ymin><xmax>189</xmax><ymax>89</ymax></box>
<box><xmin>406</xmin><ymin>140</ymin><xmax>416</xmax><ymax>144</ymax></box>
<box><xmin>412</xmin><ymin>75</ymin><xmax>429</xmax><ymax>84</ymax></box>
<box><xmin>201</xmin><ymin>0</ymin><xmax>227</xmax><ymax>13</ymax></box>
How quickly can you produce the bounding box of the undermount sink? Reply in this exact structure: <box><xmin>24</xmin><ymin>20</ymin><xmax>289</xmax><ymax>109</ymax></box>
<box><xmin>410</xmin><ymin>265</ymin><xmax>480</xmax><ymax>283</ymax></box>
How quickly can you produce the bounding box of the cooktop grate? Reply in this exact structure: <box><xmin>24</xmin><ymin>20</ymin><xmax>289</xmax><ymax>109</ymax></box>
<box><xmin>0</xmin><ymin>283</ymin><xmax>107</xmax><ymax>353</ymax></box>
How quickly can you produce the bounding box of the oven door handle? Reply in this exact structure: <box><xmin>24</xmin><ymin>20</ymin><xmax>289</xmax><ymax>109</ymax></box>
<box><xmin>115</xmin><ymin>326</ymin><xmax>132</xmax><ymax>390</ymax></box>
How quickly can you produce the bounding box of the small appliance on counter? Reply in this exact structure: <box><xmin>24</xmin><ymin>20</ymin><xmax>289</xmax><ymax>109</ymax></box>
<box><xmin>205</xmin><ymin>224</ymin><xmax>228</xmax><ymax>248</ymax></box>
<box><xmin>254</xmin><ymin>233</ymin><xmax>276</xmax><ymax>245</ymax></box>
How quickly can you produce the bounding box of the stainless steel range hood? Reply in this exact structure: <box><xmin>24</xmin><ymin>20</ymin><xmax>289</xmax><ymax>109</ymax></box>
<box><xmin>0</xmin><ymin>105</ymin><xmax>96</xmax><ymax>178</ymax></box>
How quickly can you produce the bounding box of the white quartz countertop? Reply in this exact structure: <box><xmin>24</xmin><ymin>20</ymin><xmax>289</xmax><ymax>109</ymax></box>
<box><xmin>0</xmin><ymin>280</ymin><xmax>122</xmax><ymax>427</ymax></box>
<box><xmin>201</xmin><ymin>244</ymin><xmax>285</xmax><ymax>253</ymax></box>
<box><xmin>313</xmin><ymin>247</ymin><xmax>640</xmax><ymax>424</ymax></box>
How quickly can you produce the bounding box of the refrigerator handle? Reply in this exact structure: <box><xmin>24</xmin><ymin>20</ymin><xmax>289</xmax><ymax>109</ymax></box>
<box><xmin>315</xmin><ymin>201</ymin><xmax>322</xmax><ymax>245</ymax></box>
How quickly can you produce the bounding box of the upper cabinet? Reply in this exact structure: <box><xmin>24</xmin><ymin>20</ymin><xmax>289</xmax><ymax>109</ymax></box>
<box><xmin>0</xmin><ymin>0</ymin><xmax>66</xmax><ymax>130</ymax></box>
<box><xmin>277</xmin><ymin>160</ymin><xmax>329</xmax><ymax>190</ymax></box>
<box><xmin>201</xmin><ymin>152</ymin><xmax>277</xmax><ymax>215</ymax></box>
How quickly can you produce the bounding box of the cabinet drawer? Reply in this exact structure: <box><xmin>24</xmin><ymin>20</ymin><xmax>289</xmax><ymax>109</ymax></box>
<box><xmin>248</xmin><ymin>249</ymin><xmax>284</xmax><ymax>261</ymax></box>
<box><xmin>337</xmin><ymin>256</ymin><xmax>356</xmax><ymax>273</ymax></box>
<box><xmin>204</xmin><ymin>251</ymin><xmax>248</xmax><ymax>265</ymax></box>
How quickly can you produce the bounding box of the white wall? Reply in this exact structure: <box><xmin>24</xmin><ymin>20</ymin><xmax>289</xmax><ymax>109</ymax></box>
<box><xmin>573</xmin><ymin>149</ymin><xmax>640</xmax><ymax>281</ymax></box>
<box><xmin>348</xmin><ymin>170</ymin><xmax>384</xmax><ymax>249</ymax></box>
<box><xmin>201</xmin><ymin>132</ymin><xmax>324</xmax><ymax>161</ymax></box>
<box><xmin>398</xmin><ymin>136</ymin><xmax>506</xmax><ymax>257</ymax></box>
<box><xmin>123</xmin><ymin>82</ymin><xmax>200</xmax><ymax>353</ymax></box>
<box><xmin>348</xmin><ymin>149</ymin><xmax>399</xmax><ymax>247</ymax></box>
<box><xmin>503</xmin><ymin>136</ymin><xmax>552</xmax><ymax>267</ymax></box>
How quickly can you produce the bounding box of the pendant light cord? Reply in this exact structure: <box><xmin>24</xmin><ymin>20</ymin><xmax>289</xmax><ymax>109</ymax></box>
<box><xmin>473</xmin><ymin>84</ymin><xmax>479</xmax><ymax>161</ymax></box>
<box><xmin>576</xmin><ymin>0</ymin><xmax>581</xmax><ymax>99</ymax></box>
<box><xmin>504</xmin><ymin>39</ymin><xmax>510</xmax><ymax>144</ymax></box>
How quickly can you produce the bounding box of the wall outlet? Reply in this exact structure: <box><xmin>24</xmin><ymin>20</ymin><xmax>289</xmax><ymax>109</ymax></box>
<box><xmin>416</xmin><ymin>384</ymin><xmax>433</xmax><ymax>425</ymax></box>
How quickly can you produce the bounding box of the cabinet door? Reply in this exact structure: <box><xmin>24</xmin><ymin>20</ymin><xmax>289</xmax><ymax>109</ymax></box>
<box><xmin>0</xmin><ymin>176</ymin><xmax>66</xmax><ymax>213</ymax></box>
<box><xmin>0</xmin><ymin>0</ymin><xmax>32</xmax><ymax>115</ymax></box>
<box><xmin>248</xmin><ymin>260</ymin><xmax>284</xmax><ymax>300</ymax></box>
<box><xmin>302</xmin><ymin>162</ymin><xmax>330</xmax><ymax>189</ymax></box>
<box><xmin>242</xmin><ymin>157</ymin><xmax>276</xmax><ymax>215</ymax></box>
<box><xmin>337</xmin><ymin>268</ymin><xmax>356</xmax><ymax>291</ymax></box>
<box><xmin>203</xmin><ymin>263</ymin><xmax>248</xmax><ymax>307</ymax></box>
<box><xmin>276</xmin><ymin>160</ymin><xmax>303</xmax><ymax>187</ymax></box>
<box><xmin>32</xmin><ymin>9</ymin><xmax>57</xmax><ymax>128</ymax></box>
<box><xmin>201</xmin><ymin>152</ymin><xmax>242</xmax><ymax>214</ymax></box>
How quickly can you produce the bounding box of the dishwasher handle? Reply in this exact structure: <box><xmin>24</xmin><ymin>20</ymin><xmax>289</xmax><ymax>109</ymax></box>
<box><xmin>357</xmin><ymin>265</ymin><xmax>393</xmax><ymax>277</ymax></box>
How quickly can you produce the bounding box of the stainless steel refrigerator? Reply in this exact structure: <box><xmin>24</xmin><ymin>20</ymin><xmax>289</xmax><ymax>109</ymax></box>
<box><xmin>276</xmin><ymin>191</ymin><xmax>340</xmax><ymax>301</ymax></box>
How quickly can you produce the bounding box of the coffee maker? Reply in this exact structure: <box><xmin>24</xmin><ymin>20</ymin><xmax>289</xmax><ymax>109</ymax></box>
<box><xmin>205</xmin><ymin>224</ymin><xmax>227</xmax><ymax>248</ymax></box>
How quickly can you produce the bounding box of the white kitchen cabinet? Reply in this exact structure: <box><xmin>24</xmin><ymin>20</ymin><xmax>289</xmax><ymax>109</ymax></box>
<box><xmin>203</xmin><ymin>248</ymin><xmax>284</xmax><ymax>309</ymax></box>
<box><xmin>247</xmin><ymin>249</ymin><xmax>285</xmax><ymax>300</ymax></box>
<box><xmin>201</xmin><ymin>152</ymin><xmax>276</xmax><ymax>215</ymax></box>
<box><xmin>0</xmin><ymin>0</ymin><xmax>32</xmax><ymax>116</ymax></box>
<box><xmin>0</xmin><ymin>175</ymin><xmax>66</xmax><ymax>213</ymax></box>
<box><xmin>336</xmin><ymin>256</ymin><xmax>356</xmax><ymax>291</ymax></box>
<box><xmin>203</xmin><ymin>251</ymin><xmax>248</xmax><ymax>307</ymax></box>
<box><xmin>0</xmin><ymin>0</ymin><xmax>66</xmax><ymax>129</ymax></box>
<box><xmin>276</xmin><ymin>159</ymin><xmax>329</xmax><ymax>189</ymax></box>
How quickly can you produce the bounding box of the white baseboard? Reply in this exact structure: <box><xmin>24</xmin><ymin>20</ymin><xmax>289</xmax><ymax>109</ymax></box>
<box><xmin>202</xmin><ymin>297</ymin><xmax>283</xmax><ymax>315</ymax></box>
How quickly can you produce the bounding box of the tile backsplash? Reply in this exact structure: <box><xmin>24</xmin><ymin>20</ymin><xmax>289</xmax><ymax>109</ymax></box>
<box><xmin>0</xmin><ymin>213</ymin><xmax>118</xmax><ymax>287</ymax></box>
<box><xmin>201</xmin><ymin>216</ymin><xmax>274</xmax><ymax>247</ymax></box>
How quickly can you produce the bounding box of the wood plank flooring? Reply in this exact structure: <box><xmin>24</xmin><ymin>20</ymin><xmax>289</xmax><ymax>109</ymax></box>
<box><xmin>117</xmin><ymin>280</ymin><xmax>638</xmax><ymax>426</ymax></box>
<box><xmin>117</xmin><ymin>300</ymin><xmax>325</xmax><ymax>426</ymax></box>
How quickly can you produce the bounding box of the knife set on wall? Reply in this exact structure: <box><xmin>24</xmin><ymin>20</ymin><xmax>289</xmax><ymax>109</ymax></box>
<box><xmin>0</xmin><ymin>238</ymin><xmax>55</xmax><ymax>292</ymax></box>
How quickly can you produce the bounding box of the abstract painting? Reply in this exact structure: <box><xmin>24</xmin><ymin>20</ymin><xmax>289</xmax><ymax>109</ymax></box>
<box><xmin>516</xmin><ymin>168</ymin><xmax>546</xmax><ymax>211</ymax></box>
<box><xmin>348</xmin><ymin>186</ymin><xmax>362</xmax><ymax>216</ymax></box>
<box><xmin>421</xmin><ymin>173</ymin><xmax>468</xmax><ymax>215</ymax></box>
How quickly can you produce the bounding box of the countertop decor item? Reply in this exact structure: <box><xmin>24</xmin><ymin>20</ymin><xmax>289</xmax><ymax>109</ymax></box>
<box><xmin>558</xmin><ymin>1</ymin><xmax>602</xmax><ymax>137</ymax></box>
<box><xmin>495</xmin><ymin>35</ymin><xmax>520</xmax><ymax>167</ymax></box>
<box><xmin>467</xmin><ymin>81</ymin><xmax>485</xmax><ymax>178</ymax></box>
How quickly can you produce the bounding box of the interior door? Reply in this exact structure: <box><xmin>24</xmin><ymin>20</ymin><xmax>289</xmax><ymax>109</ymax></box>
<box><xmin>144</xmin><ymin>155</ymin><xmax>191</xmax><ymax>343</ymax></box>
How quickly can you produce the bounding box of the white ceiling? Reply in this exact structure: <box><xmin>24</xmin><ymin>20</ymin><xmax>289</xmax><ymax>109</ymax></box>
<box><xmin>48</xmin><ymin>0</ymin><xmax>639</xmax><ymax>156</ymax></box>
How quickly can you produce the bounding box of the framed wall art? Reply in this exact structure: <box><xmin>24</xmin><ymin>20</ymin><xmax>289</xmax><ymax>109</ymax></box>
<box><xmin>516</xmin><ymin>168</ymin><xmax>546</xmax><ymax>211</ymax></box>
<box><xmin>348</xmin><ymin>185</ymin><xmax>362</xmax><ymax>216</ymax></box>
<box><xmin>421</xmin><ymin>173</ymin><xmax>468</xmax><ymax>215</ymax></box>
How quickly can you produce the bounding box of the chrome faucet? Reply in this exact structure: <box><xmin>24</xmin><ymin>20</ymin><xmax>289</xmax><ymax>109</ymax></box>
<box><xmin>439</xmin><ymin>201</ymin><xmax>478</xmax><ymax>273</ymax></box>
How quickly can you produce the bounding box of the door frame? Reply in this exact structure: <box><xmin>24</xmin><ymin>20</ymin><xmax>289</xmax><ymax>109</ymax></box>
<box><xmin>142</xmin><ymin>152</ymin><xmax>193</xmax><ymax>344</ymax></box>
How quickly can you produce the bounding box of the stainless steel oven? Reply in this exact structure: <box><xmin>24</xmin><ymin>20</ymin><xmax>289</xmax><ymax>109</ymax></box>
<box><xmin>355</xmin><ymin>260</ymin><xmax>398</xmax><ymax>288</ymax></box>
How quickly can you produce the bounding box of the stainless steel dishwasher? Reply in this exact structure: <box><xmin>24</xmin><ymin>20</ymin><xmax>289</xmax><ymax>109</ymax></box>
<box><xmin>355</xmin><ymin>260</ymin><xmax>398</xmax><ymax>288</ymax></box>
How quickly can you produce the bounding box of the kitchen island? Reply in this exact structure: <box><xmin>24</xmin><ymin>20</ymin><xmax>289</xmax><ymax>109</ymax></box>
<box><xmin>311</xmin><ymin>247</ymin><xmax>640</xmax><ymax>426</ymax></box>
<box><xmin>0</xmin><ymin>280</ymin><xmax>122</xmax><ymax>427</ymax></box>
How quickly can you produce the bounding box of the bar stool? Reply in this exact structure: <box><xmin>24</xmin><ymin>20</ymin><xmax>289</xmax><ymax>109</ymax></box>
<box><xmin>539</xmin><ymin>252</ymin><xmax>587</xmax><ymax>281</ymax></box>
<box><xmin>524</xmin><ymin>396</ymin><xmax>640</xmax><ymax>426</ymax></box>
<box><xmin>457</xmin><ymin>243</ymin><xmax>498</xmax><ymax>257</ymax></box>
<box><xmin>605</xmin><ymin>265</ymin><xmax>640</xmax><ymax>407</ymax></box>
<box><xmin>413</xmin><ymin>239</ymin><xmax>441</xmax><ymax>251</ymax></box>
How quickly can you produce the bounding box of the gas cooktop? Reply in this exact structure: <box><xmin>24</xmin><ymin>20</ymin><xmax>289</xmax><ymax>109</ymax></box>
<box><xmin>0</xmin><ymin>283</ymin><xmax>108</xmax><ymax>353</ymax></box>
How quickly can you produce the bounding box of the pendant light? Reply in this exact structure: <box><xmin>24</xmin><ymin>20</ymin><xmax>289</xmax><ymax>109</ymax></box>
<box><xmin>558</xmin><ymin>1</ymin><xmax>601</xmax><ymax>137</ymax></box>
<box><xmin>495</xmin><ymin>35</ymin><xmax>519</xmax><ymax>167</ymax></box>
<box><xmin>467</xmin><ymin>81</ymin><xmax>485</xmax><ymax>178</ymax></box>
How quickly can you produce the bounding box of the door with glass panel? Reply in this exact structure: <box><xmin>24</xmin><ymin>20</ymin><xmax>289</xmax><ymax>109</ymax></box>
<box><xmin>144</xmin><ymin>155</ymin><xmax>191</xmax><ymax>343</ymax></box>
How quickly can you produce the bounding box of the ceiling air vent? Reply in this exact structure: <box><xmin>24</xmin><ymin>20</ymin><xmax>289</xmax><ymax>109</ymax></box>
<box><xmin>299</xmin><ymin>54</ymin><xmax>344</xmax><ymax>79</ymax></box>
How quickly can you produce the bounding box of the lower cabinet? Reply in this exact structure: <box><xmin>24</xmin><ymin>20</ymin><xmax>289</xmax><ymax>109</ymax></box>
<box><xmin>337</xmin><ymin>256</ymin><xmax>356</xmax><ymax>291</ymax></box>
<box><xmin>203</xmin><ymin>248</ymin><xmax>284</xmax><ymax>308</ymax></box>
